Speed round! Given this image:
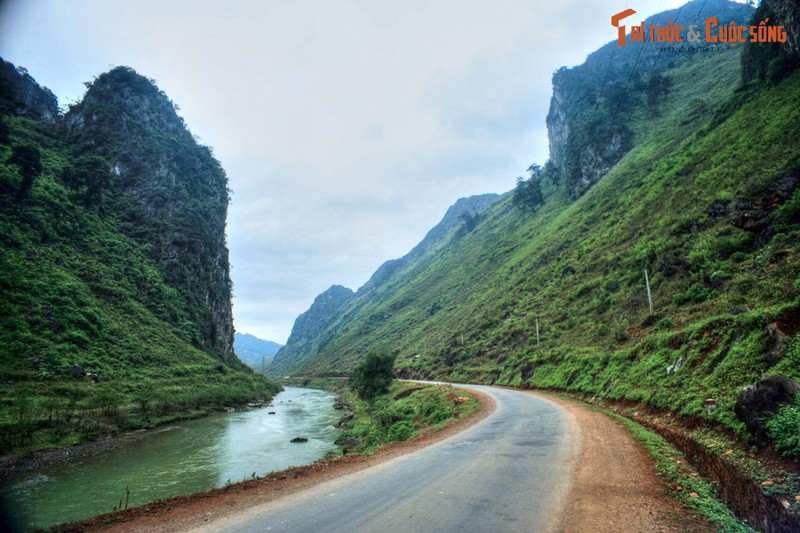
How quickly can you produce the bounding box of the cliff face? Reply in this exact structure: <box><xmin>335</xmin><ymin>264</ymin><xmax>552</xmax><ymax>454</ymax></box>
<box><xmin>64</xmin><ymin>67</ymin><xmax>235</xmax><ymax>357</ymax></box>
<box><xmin>1</xmin><ymin>61</ymin><xmax>278</xmax><ymax>454</ymax></box>
<box><xmin>0</xmin><ymin>58</ymin><xmax>59</xmax><ymax>122</ymax></box>
<box><xmin>742</xmin><ymin>0</ymin><xmax>800</xmax><ymax>82</ymax></box>
<box><xmin>546</xmin><ymin>0</ymin><xmax>754</xmax><ymax>199</ymax></box>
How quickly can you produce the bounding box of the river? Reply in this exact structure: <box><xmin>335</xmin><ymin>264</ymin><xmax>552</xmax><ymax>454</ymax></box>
<box><xmin>3</xmin><ymin>387</ymin><xmax>341</xmax><ymax>529</ymax></box>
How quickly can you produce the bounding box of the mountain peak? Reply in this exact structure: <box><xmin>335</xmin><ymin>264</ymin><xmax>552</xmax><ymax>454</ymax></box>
<box><xmin>0</xmin><ymin>57</ymin><xmax>59</xmax><ymax>122</ymax></box>
<box><xmin>66</xmin><ymin>66</ymin><xmax>188</xmax><ymax>137</ymax></box>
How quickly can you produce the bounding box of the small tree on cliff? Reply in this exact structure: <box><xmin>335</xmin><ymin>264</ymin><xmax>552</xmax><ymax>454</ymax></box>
<box><xmin>349</xmin><ymin>352</ymin><xmax>396</xmax><ymax>401</ymax></box>
<box><xmin>8</xmin><ymin>144</ymin><xmax>42</xmax><ymax>199</ymax></box>
<box><xmin>512</xmin><ymin>175</ymin><xmax>544</xmax><ymax>212</ymax></box>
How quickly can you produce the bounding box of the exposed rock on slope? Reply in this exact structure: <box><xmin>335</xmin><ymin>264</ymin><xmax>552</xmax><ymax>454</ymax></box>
<box><xmin>0</xmin><ymin>58</ymin><xmax>58</xmax><ymax>122</ymax></box>
<box><xmin>547</xmin><ymin>0</ymin><xmax>754</xmax><ymax>199</ymax></box>
<box><xmin>65</xmin><ymin>67</ymin><xmax>235</xmax><ymax>358</ymax></box>
<box><xmin>271</xmin><ymin>285</ymin><xmax>355</xmax><ymax>375</ymax></box>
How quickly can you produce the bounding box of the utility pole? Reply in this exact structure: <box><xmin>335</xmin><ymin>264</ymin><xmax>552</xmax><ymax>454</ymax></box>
<box><xmin>644</xmin><ymin>268</ymin><xmax>654</xmax><ymax>314</ymax></box>
<box><xmin>535</xmin><ymin>317</ymin><xmax>540</xmax><ymax>347</ymax></box>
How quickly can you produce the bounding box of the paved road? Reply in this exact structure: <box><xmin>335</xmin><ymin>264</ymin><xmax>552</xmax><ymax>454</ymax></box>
<box><xmin>195</xmin><ymin>385</ymin><xmax>579</xmax><ymax>533</ymax></box>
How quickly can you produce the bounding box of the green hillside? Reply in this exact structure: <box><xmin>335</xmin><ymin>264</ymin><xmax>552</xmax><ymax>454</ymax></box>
<box><xmin>274</xmin><ymin>1</ymin><xmax>800</xmax><ymax>448</ymax></box>
<box><xmin>0</xmin><ymin>62</ymin><xmax>280</xmax><ymax>454</ymax></box>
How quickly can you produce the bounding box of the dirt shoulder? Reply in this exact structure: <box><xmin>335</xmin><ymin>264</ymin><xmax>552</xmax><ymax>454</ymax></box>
<box><xmin>54</xmin><ymin>388</ymin><xmax>713</xmax><ymax>533</ymax></box>
<box><xmin>536</xmin><ymin>392</ymin><xmax>714</xmax><ymax>533</ymax></box>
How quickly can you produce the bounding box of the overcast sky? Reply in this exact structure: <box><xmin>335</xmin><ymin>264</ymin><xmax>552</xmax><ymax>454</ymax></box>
<box><xmin>0</xmin><ymin>0</ymin><xmax>688</xmax><ymax>343</ymax></box>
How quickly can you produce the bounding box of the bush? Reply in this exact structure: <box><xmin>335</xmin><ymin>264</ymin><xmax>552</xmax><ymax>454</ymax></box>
<box><xmin>387</xmin><ymin>420</ymin><xmax>415</xmax><ymax>441</ymax></box>
<box><xmin>349</xmin><ymin>352</ymin><xmax>396</xmax><ymax>401</ymax></box>
<box><xmin>766</xmin><ymin>396</ymin><xmax>800</xmax><ymax>458</ymax></box>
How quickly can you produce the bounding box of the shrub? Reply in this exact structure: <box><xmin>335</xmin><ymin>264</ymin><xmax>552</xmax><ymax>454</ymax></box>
<box><xmin>387</xmin><ymin>420</ymin><xmax>415</xmax><ymax>441</ymax></box>
<box><xmin>349</xmin><ymin>352</ymin><xmax>396</xmax><ymax>401</ymax></box>
<box><xmin>766</xmin><ymin>396</ymin><xmax>800</xmax><ymax>458</ymax></box>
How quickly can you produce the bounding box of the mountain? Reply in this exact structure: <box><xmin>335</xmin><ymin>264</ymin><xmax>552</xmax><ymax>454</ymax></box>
<box><xmin>0</xmin><ymin>60</ymin><xmax>280</xmax><ymax>453</ymax></box>
<box><xmin>270</xmin><ymin>0</ymin><xmax>800</xmax><ymax>448</ymax></box>
<box><xmin>65</xmin><ymin>67</ymin><xmax>236</xmax><ymax>359</ymax></box>
<box><xmin>547</xmin><ymin>0</ymin><xmax>758</xmax><ymax>200</ymax></box>
<box><xmin>269</xmin><ymin>193</ymin><xmax>499</xmax><ymax>376</ymax></box>
<box><xmin>234</xmin><ymin>333</ymin><xmax>282</xmax><ymax>371</ymax></box>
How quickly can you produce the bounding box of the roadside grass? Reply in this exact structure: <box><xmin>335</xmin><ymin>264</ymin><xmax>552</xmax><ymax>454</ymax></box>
<box><xmin>335</xmin><ymin>381</ymin><xmax>479</xmax><ymax>454</ymax></box>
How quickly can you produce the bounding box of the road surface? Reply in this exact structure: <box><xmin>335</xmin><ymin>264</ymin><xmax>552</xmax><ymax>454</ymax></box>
<box><xmin>194</xmin><ymin>385</ymin><xmax>580</xmax><ymax>533</ymax></box>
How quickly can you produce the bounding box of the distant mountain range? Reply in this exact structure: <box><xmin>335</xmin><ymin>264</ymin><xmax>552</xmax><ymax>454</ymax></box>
<box><xmin>234</xmin><ymin>333</ymin><xmax>283</xmax><ymax>372</ymax></box>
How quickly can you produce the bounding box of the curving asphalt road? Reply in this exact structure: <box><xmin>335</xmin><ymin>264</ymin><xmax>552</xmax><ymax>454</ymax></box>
<box><xmin>194</xmin><ymin>385</ymin><xmax>580</xmax><ymax>533</ymax></box>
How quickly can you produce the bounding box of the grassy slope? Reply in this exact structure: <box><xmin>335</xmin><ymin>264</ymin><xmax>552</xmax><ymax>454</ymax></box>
<box><xmin>286</xmin><ymin>47</ymin><xmax>800</xmax><ymax>439</ymax></box>
<box><xmin>0</xmin><ymin>115</ymin><xmax>280</xmax><ymax>454</ymax></box>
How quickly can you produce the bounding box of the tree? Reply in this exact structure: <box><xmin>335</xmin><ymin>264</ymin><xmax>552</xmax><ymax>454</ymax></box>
<box><xmin>459</xmin><ymin>211</ymin><xmax>479</xmax><ymax>233</ymax></box>
<box><xmin>512</xmin><ymin>175</ymin><xmax>545</xmax><ymax>212</ymax></box>
<box><xmin>349</xmin><ymin>352</ymin><xmax>396</xmax><ymax>401</ymax></box>
<box><xmin>7</xmin><ymin>144</ymin><xmax>42</xmax><ymax>198</ymax></box>
<box><xmin>64</xmin><ymin>156</ymin><xmax>113</xmax><ymax>209</ymax></box>
<box><xmin>646</xmin><ymin>71</ymin><xmax>672</xmax><ymax>111</ymax></box>
<box><xmin>543</xmin><ymin>160</ymin><xmax>560</xmax><ymax>186</ymax></box>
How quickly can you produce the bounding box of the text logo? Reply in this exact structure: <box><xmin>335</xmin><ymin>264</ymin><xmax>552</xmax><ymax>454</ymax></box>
<box><xmin>611</xmin><ymin>9</ymin><xmax>788</xmax><ymax>47</ymax></box>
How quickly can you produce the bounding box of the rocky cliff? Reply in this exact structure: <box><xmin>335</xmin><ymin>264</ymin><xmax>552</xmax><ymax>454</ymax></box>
<box><xmin>0</xmin><ymin>59</ymin><xmax>58</xmax><ymax>122</ymax></box>
<box><xmin>65</xmin><ymin>67</ymin><xmax>235</xmax><ymax>358</ymax></box>
<box><xmin>270</xmin><ymin>285</ymin><xmax>355</xmax><ymax>375</ymax></box>
<box><xmin>547</xmin><ymin>0</ymin><xmax>754</xmax><ymax>199</ymax></box>
<box><xmin>1</xmin><ymin>60</ymin><xmax>278</xmax><ymax>454</ymax></box>
<box><xmin>742</xmin><ymin>0</ymin><xmax>800</xmax><ymax>82</ymax></box>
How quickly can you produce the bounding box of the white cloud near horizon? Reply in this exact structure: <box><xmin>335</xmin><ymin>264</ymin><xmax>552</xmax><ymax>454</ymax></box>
<box><xmin>0</xmin><ymin>0</ymin><xmax>688</xmax><ymax>343</ymax></box>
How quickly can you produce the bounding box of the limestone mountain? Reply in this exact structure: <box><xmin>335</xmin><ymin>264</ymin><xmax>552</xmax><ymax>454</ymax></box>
<box><xmin>0</xmin><ymin>59</ymin><xmax>279</xmax><ymax>453</ymax></box>
<box><xmin>270</xmin><ymin>193</ymin><xmax>499</xmax><ymax>376</ymax></box>
<box><xmin>271</xmin><ymin>285</ymin><xmax>355</xmax><ymax>376</ymax></box>
<box><xmin>547</xmin><ymin>0</ymin><xmax>755</xmax><ymax>199</ymax></box>
<box><xmin>65</xmin><ymin>67</ymin><xmax>235</xmax><ymax>358</ymax></box>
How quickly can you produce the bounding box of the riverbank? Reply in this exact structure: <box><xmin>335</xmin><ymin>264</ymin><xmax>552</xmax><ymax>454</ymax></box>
<box><xmin>0</xmin><ymin>403</ymin><xmax>262</xmax><ymax>485</ymax></box>
<box><xmin>2</xmin><ymin>387</ymin><xmax>342</xmax><ymax>531</ymax></box>
<box><xmin>49</xmin><ymin>387</ymin><xmax>496</xmax><ymax>532</ymax></box>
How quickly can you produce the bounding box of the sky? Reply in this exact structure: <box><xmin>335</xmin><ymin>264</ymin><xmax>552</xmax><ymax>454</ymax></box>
<box><xmin>0</xmin><ymin>0</ymin><xmax>689</xmax><ymax>344</ymax></box>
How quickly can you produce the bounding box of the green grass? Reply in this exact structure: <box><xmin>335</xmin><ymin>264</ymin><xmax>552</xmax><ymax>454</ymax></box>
<box><xmin>335</xmin><ymin>381</ymin><xmax>479</xmax><ymax>454</ymax></box>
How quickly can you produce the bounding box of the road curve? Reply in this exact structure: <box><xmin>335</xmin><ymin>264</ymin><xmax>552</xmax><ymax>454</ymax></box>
<box><xmin>193</xmin><ymin>385</ymin><xmax>580</xmax><ymax>533</ymax></box>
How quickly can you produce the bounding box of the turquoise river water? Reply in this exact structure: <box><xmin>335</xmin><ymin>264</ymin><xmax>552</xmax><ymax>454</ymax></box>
<box><xmin>3</xmin><ymin>387</ymin><xmax>341</xmax><ymax>529</ymax></box>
